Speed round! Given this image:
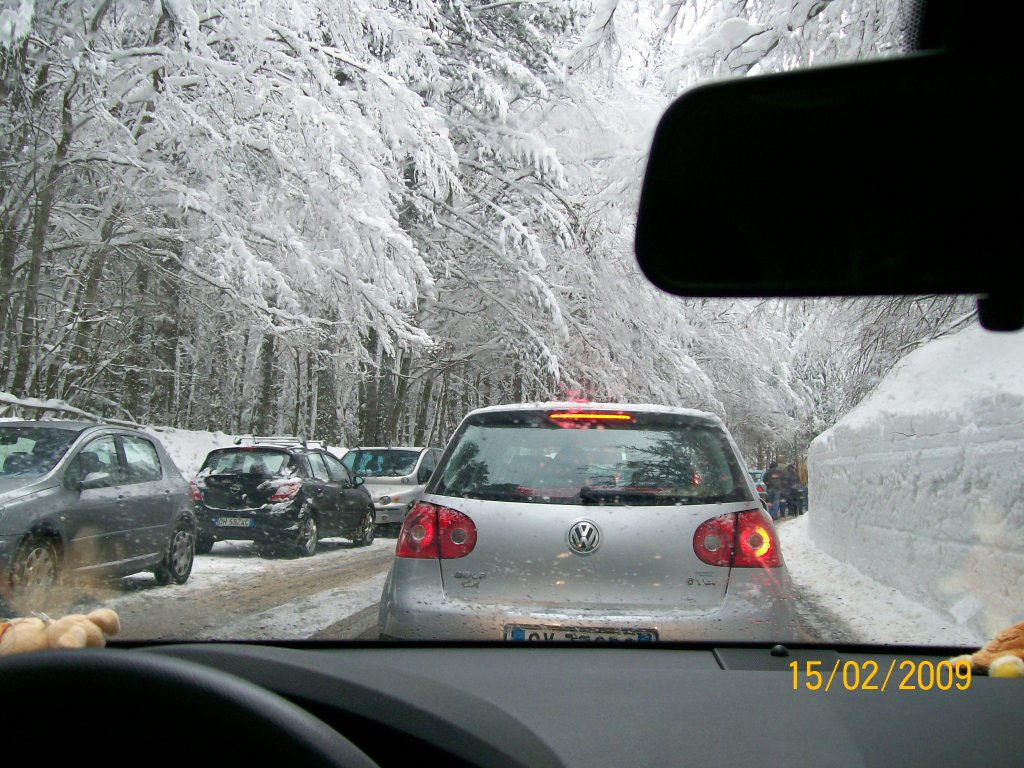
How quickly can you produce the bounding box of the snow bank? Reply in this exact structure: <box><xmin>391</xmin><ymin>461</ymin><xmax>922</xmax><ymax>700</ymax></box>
<box><xmin>142</xmin><ymin>426</ymin><xmax>238</xmax><ymax>478</ymax></box>
<box><xmin>808</xmin><ymin>325</ymin><xmax>1024</xmax><ymax>641</ymax></box>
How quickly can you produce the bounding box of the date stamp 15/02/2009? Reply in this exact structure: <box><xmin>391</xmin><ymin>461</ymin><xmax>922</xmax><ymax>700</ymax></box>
<box><xmin>791</xmin><ymin>659</ymin><xmax>971</xmax><ymax>691</ymax></box>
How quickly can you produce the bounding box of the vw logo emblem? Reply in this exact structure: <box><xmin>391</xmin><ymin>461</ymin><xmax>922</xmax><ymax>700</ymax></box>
<box><xmin>567</xmin><ymin>520</ymin><xmax>601</xmax><ymax>555</ymax></box>
<box><xmin>230</xmin><ymin>484</ymin><xmax>242</xmax><ymax>494</ymax></box>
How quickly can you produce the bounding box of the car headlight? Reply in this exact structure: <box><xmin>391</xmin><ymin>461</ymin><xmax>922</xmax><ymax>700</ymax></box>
<box><xmin>379</xmin><ymin>495</ymin><xmax>393</xmax><ymax>505</ymax></box>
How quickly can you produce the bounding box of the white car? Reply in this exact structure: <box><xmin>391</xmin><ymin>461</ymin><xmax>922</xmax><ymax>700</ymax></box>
<box><xmin>341</xmin><ymin>446</ymin><xmax>443</xmax><ymax>532</ymax></box>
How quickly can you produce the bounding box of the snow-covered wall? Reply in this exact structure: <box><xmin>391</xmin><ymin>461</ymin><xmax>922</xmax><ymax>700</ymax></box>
<box><xmin>808</xmin><ymin>325</ymin><xmax>1024</xmax><ymax>639</ymax></box>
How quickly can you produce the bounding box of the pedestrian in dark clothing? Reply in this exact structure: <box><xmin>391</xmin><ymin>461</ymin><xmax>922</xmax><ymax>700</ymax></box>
<box><xmin>783</xmin><ymin>463</ymin><xmax>801</xmax><ymax>516</ymax></box>
<box><xmin>763</xmin><ymin>461</ymin><xmax>786</xmax><ymax>519</ymax></box>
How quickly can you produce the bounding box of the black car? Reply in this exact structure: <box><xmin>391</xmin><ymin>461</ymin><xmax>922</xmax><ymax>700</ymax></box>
<box><xmin>190</xmin><ymin>436</ymin><xmax>376</xmax><ymax>556</ymax></box>
<box><xmin>0</xmin><ymin>420</ymin><xmax>196</xmax><ymax>614</ymax></box>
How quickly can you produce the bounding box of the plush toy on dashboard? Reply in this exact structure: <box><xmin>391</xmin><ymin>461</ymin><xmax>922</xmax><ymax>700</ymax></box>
<box><xmin>0</xmin><ymin>608</ymin><xmax>120</xmax><ymax>656</ymax></box>
<box><xmin>951</xmin><ymin>620</ymin><xmax>1024</xmax><ymax>678</ymax></box>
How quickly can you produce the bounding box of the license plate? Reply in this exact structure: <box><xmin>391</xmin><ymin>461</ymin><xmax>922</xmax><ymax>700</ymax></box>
<box><xmin>504</xmin><ymin>625</ymin><xmax>657</xmax><ymax>643</ymax></box>
<box><xmin>213</xmin><ymin>517</ymin><xmax>253</xmax><ymax>528</ymax></box>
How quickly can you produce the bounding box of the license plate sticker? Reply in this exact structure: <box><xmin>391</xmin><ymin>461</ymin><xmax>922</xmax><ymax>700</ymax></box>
<box><xmin>504</xmin><ymin>625</ymin><xmax>657</xmax><ymax>643</ymax></box>
<box><xmin>213</xmin><ymin>517</ymin><xmax>254</xmax><ymax>528</ymax></box>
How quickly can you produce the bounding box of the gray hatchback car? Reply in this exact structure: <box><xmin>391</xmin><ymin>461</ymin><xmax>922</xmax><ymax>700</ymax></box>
<box><xmin>0</xmin><ymin>420</ymin><xmax>196</xmax><ymax>614</ymax></box>
<box><xmin>379</xmin><ymin>402</ymin><xmax>797</xmax><ymax>642</ymax></box>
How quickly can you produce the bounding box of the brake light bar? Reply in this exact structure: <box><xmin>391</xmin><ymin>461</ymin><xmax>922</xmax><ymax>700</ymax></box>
<box><xmin>548</xmin><ymin>412</ymin><xmax>632</xmax><ymax>421</ymax></box>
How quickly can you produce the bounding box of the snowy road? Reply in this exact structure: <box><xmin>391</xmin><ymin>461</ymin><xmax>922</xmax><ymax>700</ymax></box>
<box><xmin>79</xmin><ymin>537</ymin><xmax>397</xmax><ymax>642</ymax></box>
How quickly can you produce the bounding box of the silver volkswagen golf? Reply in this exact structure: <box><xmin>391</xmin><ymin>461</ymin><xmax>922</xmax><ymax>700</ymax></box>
<box><xmin>379</xmin><ymin>402</ymin><xmax>798</xmax><ymax>642</ymax></box>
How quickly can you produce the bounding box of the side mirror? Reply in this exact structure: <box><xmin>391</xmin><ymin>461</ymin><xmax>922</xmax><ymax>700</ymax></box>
<box><xmin>353</xmin><ymin>476</ymin><xmax>364</xmax><ymax>487</ymax></box>
<box><xmin>417</xmin><ymin>468</ymin><xmax>432</xmax><ymax>484</ymax></box>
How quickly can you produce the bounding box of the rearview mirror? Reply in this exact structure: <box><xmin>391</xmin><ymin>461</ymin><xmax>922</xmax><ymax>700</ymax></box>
<box><xmin>634</xmin><ymin>52</ymin><xmax>1019</xmax><ymax>329</ymax></box>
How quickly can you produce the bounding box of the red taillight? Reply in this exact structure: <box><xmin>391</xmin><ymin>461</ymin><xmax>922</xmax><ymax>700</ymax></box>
<box><xmin>396</xmin><ymin>501</ymin><xmax>477</xmax><ymax>559</ymax></box>
<box><xmin>269</xmin><ymin>480</ymin><xmax>302</xmax><ymax>502</ymax></box>
<box><xmin>693</xmin><ymin>514</ymin><xmax>735</xmax><ymax>567</ymax></box>
<box><xmin>188</xmin><ymin>480</ymin><xmax>203</xmax><ymax>502</ymax></box>
<box><xmin>693</xmin><ymin>509</ymin><xmax>782</xmax><ymax>568</ymax></box>
<box><xmin>734</xmin><ymin>509</ymin><xmax>782</xmax><ymax>567</ymax></box>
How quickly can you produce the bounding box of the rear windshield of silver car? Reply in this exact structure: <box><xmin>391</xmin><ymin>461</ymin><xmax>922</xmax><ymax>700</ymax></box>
<box><xmin>431</xmin><ymin>410</ymin><xmax>753</xmax><ymax>506</ymax></box>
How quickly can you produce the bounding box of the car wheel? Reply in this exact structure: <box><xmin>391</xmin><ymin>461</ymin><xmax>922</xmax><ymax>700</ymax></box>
<box><xmin>9</xmin><ymin>535</ymin><xmax>61</xmax><ymax>609</ymax></box>
<box><xmin>351</xmin><ymin>507</ymin><xmax>375</xmax><ymax>547</ymax></box>
<box><xmin>195</xmin><ymin>534</ymin><xmax>215</xmax><ymax>555</ymax></box>
<box><xmin>153</xmin><ymin>521</ymin><xmax>195</xmax><ymax>586</ymax></box>
<box><xmin>296</xmin><ymin>511</ymin><xmax>319</xmax><ymax>557</ymax></box>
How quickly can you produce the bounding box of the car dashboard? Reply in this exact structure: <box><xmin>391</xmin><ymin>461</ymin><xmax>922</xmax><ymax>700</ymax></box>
<box><xmin>79</xmin><ymin>640</ymin><xmax>1024</xmax><ymax>767</ymax></box>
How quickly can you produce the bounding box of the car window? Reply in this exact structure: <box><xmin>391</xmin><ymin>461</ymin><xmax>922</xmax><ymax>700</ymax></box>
<box><xmin>200</xmin><ymin>449</ymin><xmax>291</xmax><ymax>477</ymax></box>
<box><xmin>68</xmin><ymin>436</ymin><xmax>124</xmax><ymax>488</ymax></box>
<box><xmin>0</xmin><ymin>426</ymin><xmax>80</xmax><ymax>476</ymax></box>
<box><xmin>346</xmin><ymin>449</ymin><xmax>420</xmax><ymax>477</ymax></box>
<box><xmin>435</xmin><ymin>410</ymin><xmax>750</xmax><ymax>505</ymax></box>
<box><xmin>321</xmin><ymin>453</ymin><xmax>352</xmax><ymax>484</ymax></box>
<box><xmin>120</xmin><ymin>435</ymin><xmax>163</xmax><ymax>483</ymax></box>
<box><xmin>306</xmin><ymin>452</ymin><xmax>330</xmax><ymax>481</ymax></box>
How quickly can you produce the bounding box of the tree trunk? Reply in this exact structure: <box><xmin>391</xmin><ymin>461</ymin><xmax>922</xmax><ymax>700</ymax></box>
<box><xmin>252</xmin><ymin>331</ymin><xmax>277</xmax><ymax>434</ymax></box>
<box><xmin>413</xmin><ymin>372</ymin><xmax>435</xmax><ymax>445</ymax></box>
<box><xmin>314</xmin><ymin>351</ymin><xmax>340</xmax><ymax>442</ymax></box>
<box><xmin>11</xmin><ymin>88</ymin><xmax>75</xmax><ymax>395</ymax></box>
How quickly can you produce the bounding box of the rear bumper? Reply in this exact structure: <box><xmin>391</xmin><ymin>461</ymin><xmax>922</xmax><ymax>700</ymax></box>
<box><xmin>194</xmin><ymin>504</ymin><xmax>302</xmax><ymax>542</ymax></box>
<box><xmin>378</xmin><ymin>559</ymin><xmax>800</xmax><ymax>643</ymax></box>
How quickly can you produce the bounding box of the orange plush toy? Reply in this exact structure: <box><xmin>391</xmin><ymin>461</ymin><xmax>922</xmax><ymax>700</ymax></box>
<box><xmin>0</xmin><ymin>609</ymin><xmax>120</xmax><ymax>656</ymax></box>
<box><xmin>952</xmin><ymin>620</ymin><xmax>1024</xmax><ymax>678</ymax></box>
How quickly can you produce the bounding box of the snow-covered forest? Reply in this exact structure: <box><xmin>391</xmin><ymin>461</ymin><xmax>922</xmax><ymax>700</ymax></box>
<box><xmin>0</xmin><ymin>0</ymin><xmax>972</xmax><ymax>463</ymax></box>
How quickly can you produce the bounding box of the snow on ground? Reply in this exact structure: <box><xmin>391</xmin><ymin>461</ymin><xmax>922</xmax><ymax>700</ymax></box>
<box><xmin>194</xmin><ymin>560</ymin><xmax>387</xmax><ymax>640</ymax></box>
<box><xmin>777</xmin><ymin>514</ymin><xmax>982</xmax><ymax>646</ymax></box>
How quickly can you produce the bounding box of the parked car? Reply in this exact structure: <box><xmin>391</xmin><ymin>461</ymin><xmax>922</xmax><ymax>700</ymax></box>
<box><xmin>749</xmin><ymin>469</ymin><xmax>769</xmax><ymax>506</ymax></box>
<box><xmin>190</xmin><ymin>436</ymin><xmax>376</xmax><ymax>556</ymax></box>
<box><xmin>379</xmin><ymin>402</ymin><xmax>794</xmax><ymax>641</ymax></box>
<box><xmin>0</xmin><ymin>420</ymin><xmax>195</xmax><ymax>613</ymax></box>
<box><xmin>340</xmin><ymin>446</ymin><xmax>442</xmax><ymax>534</ymax></box>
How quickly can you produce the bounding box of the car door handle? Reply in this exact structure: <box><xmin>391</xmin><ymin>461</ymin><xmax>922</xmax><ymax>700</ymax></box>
<box><xmin>116</xmin><ymin>495</ymin><xmax>125</xmax><ymax>504</ymax></box>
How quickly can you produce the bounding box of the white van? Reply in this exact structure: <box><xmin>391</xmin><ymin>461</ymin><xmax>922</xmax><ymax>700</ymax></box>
<box><xmin>341</xmin><ymin>446</ymin><xmax>442</xmax><ymax>533</ymax></box>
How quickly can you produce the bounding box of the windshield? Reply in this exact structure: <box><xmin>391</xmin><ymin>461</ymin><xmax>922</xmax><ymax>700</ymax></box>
<box><xmin>0</xmin><ymin>0</ymin><xmax>1011</xmax><ymax>652</ymax></box>
<box><xmin>0</xmin><ymin>426</ymin><xmax>81</xmax><ymax>478</ymax></box>
<box><xmin>343</xmin><ymin>449</ymin><xmax>421</xmax><ymax>478</ymax></box>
